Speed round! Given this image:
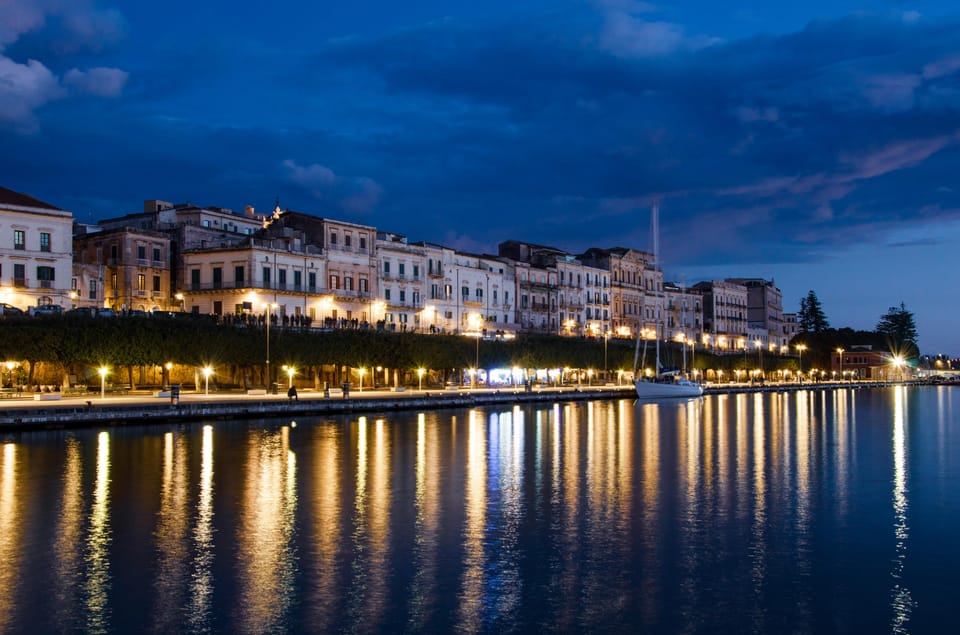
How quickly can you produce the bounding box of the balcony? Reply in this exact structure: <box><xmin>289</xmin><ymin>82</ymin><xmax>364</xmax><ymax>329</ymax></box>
<box><xmin>13</xmin><ymin>277</ymin><xmax>27</xmax><ymax>288</ymax></box>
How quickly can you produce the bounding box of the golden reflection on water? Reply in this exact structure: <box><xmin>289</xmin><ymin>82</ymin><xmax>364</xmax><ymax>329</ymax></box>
<box><xmin>408</xmin><ymin>412</ymin><xmax>439</xmax><ymax>631</ymax></box>
<box><xmin>364</xmin><ymin>418</ymin><xmax>391</xmax><ymax>630</ymax></box>
<box><xmin>236</xmin><ymin>425</ymin><xmax>298</xmax><ymax>633</ymax></box>
<box><xmin>0</xmin><ymin>443</ymin><xmax>20</xmax><ymax>633</ymax></box>
<box><xmin>750</xmin><ymin>393</ymin><xmax>767</xmax><ymax>632</ymax></box>
<box><xmin>53</xmin><ymin>438</ymin><xmax>83</xmax><ymax>630</ymax></box>
<box><xmin>153</xmin><ymin>431</ymin><xmax>190</xmax><ymax>632</ymax></box>
<box><xmin>310</xmin><ymin>421</ymin><xmax>342</xmax><ymax>630</ymax></box>
<box><xmin>458</xmin><ymin>409</ymin><xmax>488</xmax><ymax>632</ymax></box>
<box><xmin>891</xmin><ymin>386</ymin><xmax>913</xmax><ymax>634</ymax></box>
<box><xmin>189</xmin><ymin>425</ymin><xmax>215</xmax><ymax>632</ymax></box>
<box><xmin>85</xmin><ymin>431</ymin><xmax>112</xmax><ymax>634</ymax></box>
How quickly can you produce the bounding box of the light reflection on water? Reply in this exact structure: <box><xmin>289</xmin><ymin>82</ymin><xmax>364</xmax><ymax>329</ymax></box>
<box><xmin>2</xmin><ymin>387</ymin><xmax>960</xmax><ymax>632</ymax></box>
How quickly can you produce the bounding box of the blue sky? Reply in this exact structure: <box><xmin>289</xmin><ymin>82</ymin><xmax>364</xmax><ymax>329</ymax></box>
<box><xmin>2</xmin><ymin>1</ymin><xmax>959</xmax><ymax>353</ymax></box>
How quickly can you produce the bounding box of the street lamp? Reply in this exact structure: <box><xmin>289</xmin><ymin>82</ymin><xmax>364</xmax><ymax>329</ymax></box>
<box><xmin>265</xmin><ymin>302</ymin><xmax>277</xmax><ymax>388</ymax></box>
<box><xmin>418</xmin><ymin>367</ymin><xmax>425</xmax><ymax>391</ymax></box>
<box><xmin>286</xmin><ymin>365</ymin><xmax>295</xmax><ymax>388</ymax></box>
<box><xmin>202</xmin><ymin>366</ymin><xmax>213</xmax><ymax>395</ymax></box>
<box><xmin>603</xmin><ymin>330</ymin><xmax>609</xmax><ymax>383</ymax></box>
<box><xmin>796</xmin><ymin>344</ymin><xmax>807</xmax><ymax>381</ymax></box>
<box><xmin>98</xmin><ymin>366</ymin><xmax>108</xmax><ymax>399</ymax></box>
<box><xmin>837</xmin><ymin>347</ymin><xmax>845</xmax><ymax>381</ymax></box>
<box><xmin>358</xmin><ymin>367</ymin><xmax>366</xmax><ymax>392</ymax></box>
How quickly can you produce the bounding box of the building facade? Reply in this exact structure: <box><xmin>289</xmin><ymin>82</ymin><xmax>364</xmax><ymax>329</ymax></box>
<box><xmin>0</xmin><ymin>186</ymin><xmax>74</xmax><ymax>310</ymax></box>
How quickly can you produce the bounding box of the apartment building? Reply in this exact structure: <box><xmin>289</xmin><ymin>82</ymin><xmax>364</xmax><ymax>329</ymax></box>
<box><xmin>580</xmin><ymin>247</ymin><xmax>652</xmax><ymax>339</ymax></box>
<box><xmin>376</xmin><ymin>231</ymin><xmax>426</xmax><ymax>331</ymax></box>
<box><xmin>0</xmin><ymin>186</ymin><xmax>74</xmax><ymax>310</ymax></box>
<box><xmin>726</xmin><ymin>277</ymin><xmax>786</xmax><ymax>353</ymax></box>
<box><xmin>693</xmin><ymin>279</ymin><xmax>749</xmax><ymax>351</ymax></box>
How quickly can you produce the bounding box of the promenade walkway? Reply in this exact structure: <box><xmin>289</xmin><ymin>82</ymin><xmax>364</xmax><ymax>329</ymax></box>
<box><xmin>0</xmin><ymin>380</ymin><xmax>915</xmax><ymax>432</ymax></box>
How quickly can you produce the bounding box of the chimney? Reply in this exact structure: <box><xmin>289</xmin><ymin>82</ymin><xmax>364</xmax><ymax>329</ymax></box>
<box><xmin>244</xmin><ymin>205</ymin><xmax>255</xmax><ymax>218</ymax></box>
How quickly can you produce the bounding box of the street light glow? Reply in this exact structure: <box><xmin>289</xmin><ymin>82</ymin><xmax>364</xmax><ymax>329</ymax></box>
<box><xmin>98</xmin><ymin>366</ymin><xmax>109</xmax><ymax>399</ymax></box>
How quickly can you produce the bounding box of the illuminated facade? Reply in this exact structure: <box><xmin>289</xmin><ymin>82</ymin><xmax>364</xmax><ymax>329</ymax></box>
<box><xmin>693</xmin><ymin>279</ymin><xmax>749</xmax><ymax>351</ymax></box>
<box><xmin>0</xmin><ymin>186</ymin><xmax>74</xmax><ymax>310</ymax></box>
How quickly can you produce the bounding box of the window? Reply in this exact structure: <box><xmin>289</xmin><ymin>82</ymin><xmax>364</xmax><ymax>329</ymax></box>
<box><xmin>235</xmin><ymin>266</ymin><xmax>245</xmax><ymax>286</ymax></box>
<box><xmin>137</xmin><ymin>274</ymin><xmax>146</xmax><ymax>291</ymax></box>
<box><xmin>504</xmin><ymin>291</ymin><xmax>509</xmax><ymax>303</ymax></box>
<box><xmin>329</xmin><ymin>274</ymin><xmax>339</xmax><ymax>289</ymax></box>
<box><xmin>14</xmin><ymin>230</ymin><xmax>24</xmax><ymax>250</ymax></box>
<box><xmin>383</xmin><ymin>261</ymin><xmax>390</xmax><ymax>274</ymax></box>
<box><xmin>308</xmin><ymin>272</ymin><xmax>316</xmax><ymax>290</ymax></box>
<box><xmin>359</xmin><ymin>236</ymin><xmax>366</xmax><ymax>249</ymax></box>
<box><xmin>137</xmin><ymin>245</ymin><xmax>146</xmax><ymax>260</ymax></box>
<box><xmin>444</xmin><ymin>284</ymin><xmax>452</xmax><ymax>299</ymax></box>
<box><xmin>40</xmin><ymin>232</ymin><xmax>50</xmax><ymax>252</ymax></box>
<box><xmin>384</xmin><ymin>289</ymin><xmax>392</xmax><ymax>301</ymax></box>
<box><xmin>13</xmin><ymin>264</ymin><xmax>25</xmax><ymax>286</ymax></box>
<box><xmin>330</xmin><ymin>232</ymin><xmax>337</xmax><ymax>245</ymax></box>
<box><xmin>111</xmin><ymin>273</ymin><xmax>117</xmax><ymax>291</ymax></box>
<box><xmin>360</xmin><ymin>278</ymin><xmax>368</xmax><ymax>293</ymax></box>
<box><xmin>213</xmin><ymin>267</ymin><xmax>222</xmax><ymax>289</ymax></box>
<box><xmin>153</xmin><ymin>275</ymin><xmax>161</xmax><ymax>292</ymax></box>
<box><xmin>493</xmin><ymin>290</ymin><xmax>498</xmax><ymax>303</ymax></box>
<box><xmin>37</xmin><ymin>266</ymin><xmax>55</xmax><ymax>287</ymax></box>
<box><xmin>399</xmin><ymin>263</ymin><xmax>405</xmax><ymax>276</ymax></box>
<box><xmin>462</xmin><ymin>286</ymin><xmax>469</xmax><ymax>298</ymax></box>
<box><xmin>192</xmin><ymin>269</ymin><xmax>201</xmax><ymax>290</ymax></box>
<box><xmin>262</xmin><ymin>267</ymin><xmax>270</xmax><ymax>286</ymax></box>
<box><xmin>399</xmin><ymin>289</ymin><xmax>406</xmax><ymax>302</ymax></box>
<box><xmin>89</xmin><ymin>279</ymin><xmax>98</xmax><ymax>300</ymax></box>
<box><xmin>345</xmin><ymin>276</ymin><xmax>353</xmax><ymax>291</ymax></box>
<box><xmin>293</xmin><ymin>270</ymin><xmax>302</xmax><ymax>289</ymax></box>
<box><xmin>278</xmin><ymin>269</ymin><xmax>286</xmax><ymax>288</ymax></box>
<box><xmin>413</xmin><ymin>264</ymin><xmax>419</xmax><ymax>278</ymax></box>
<box><xmin>431</xmin><ymin>283</ymin><xmax>440</xmax><ymax>299</ymax></box>
<box><xmin>476</xmin><ymin>288</ymin><xmax>483</xmax><ymax>299</ymax></box>
<box><xmin>345</xmin><ymin>234</ymin><xmax>352</xmax><ymax>247</ymax></box>
<box><xmin>153</xmin><ymin>247</ymin><xmax>161</xmax><ymax>261</ymax></box>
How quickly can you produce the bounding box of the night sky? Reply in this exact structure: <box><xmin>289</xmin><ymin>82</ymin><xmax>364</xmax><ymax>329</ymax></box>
<box><xmin>3</xmin><ymin>1</ymin><xmax>959</xmax><ymax>353</ymax></box>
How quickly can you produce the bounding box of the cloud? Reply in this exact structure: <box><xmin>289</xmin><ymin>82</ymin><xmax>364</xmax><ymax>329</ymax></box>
<box><xmin>0</xmin><ymin>56</ymin><xmax>62</xmax><ymax>132</ymax></box>
<box><xmin>0</xmin><ymin>1</ymin><xmax>127</xmax><ymax>131</ymax></box>
<box><xmin>64</xmin><ymin>66</ymin><xmax>127</xmax><ymax>96</ymax></box>
<box><xmin>282</xmin><ymin>160</ymin><xmax>382</xmax><ymax>215</ymax></box>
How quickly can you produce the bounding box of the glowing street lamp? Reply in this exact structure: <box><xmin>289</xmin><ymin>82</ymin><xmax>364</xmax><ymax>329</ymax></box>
<box><xmin>795</xmin><ymin>344</ymin><xmax>807</xmax><ymax>380</ymax></box>
<box><xmin>202</xmin><ymin>366</ymin><xmax>213</xmax><ymax>395</ymax></box>
<box><xmin>358</xmin><ymin>367</ymin><xmax>366</xmax><ymax>392</ymax></box>
<box><xmin>837</xmin><ymin>347</ymin><xmax>845</xmax><ymax>381</ymax></box>
<box><xmin>417</xmin><ymin>367</ymin><xmax>425</xmax><ymax>391</ymax></box>
<box><xmin>98</xmin><ymin>366</ymin><xmax>109</xmax><ymax>399</ymax></box>
<box><xmin>286</xmin><ymin>365</ymin><xmax>296</xmax><ymax>388</ymax></box>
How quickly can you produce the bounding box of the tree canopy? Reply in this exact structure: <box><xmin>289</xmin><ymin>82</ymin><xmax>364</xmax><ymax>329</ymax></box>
<box><xmin>876</xmin><ymin>302</ymin><xmax>919</xmax><ymax>358</ymax></box>
<box><xmin>798</xmin><ymin>290</ymin><xmax>829</xmax><ymax>333</ymax></box>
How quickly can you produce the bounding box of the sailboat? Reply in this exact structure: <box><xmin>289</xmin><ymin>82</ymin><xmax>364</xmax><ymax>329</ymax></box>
<box><xmin>633</xmin><ymin>204</ymin><xmax>704</xmax><ymax>400</ymax></box>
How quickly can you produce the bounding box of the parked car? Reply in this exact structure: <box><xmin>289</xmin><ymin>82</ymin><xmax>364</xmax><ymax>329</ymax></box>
<box><xmin>30</xmin><ymin>304</ymin><xmax>63</xmax><ymax>316</ymax></box>
<box><xmin>66</xmin><ymin>307</ymin><xmax>96</xmax><ymax>317</ymax></box>
<box><xmin>97</xmin><ymin>308</ymin><xmax>117</xmax><ymax>318</ymax></box>
<box><xmin>0</xmin><ymin>303</ymin><xmax>24</xmax><ymax>316</ymax></box>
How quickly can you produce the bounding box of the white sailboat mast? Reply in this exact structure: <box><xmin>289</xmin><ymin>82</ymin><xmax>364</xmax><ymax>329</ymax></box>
<box><xmin>653</xmin><ymin>204</ymin><xmax>661</xmax><ymax>376</ymax></box>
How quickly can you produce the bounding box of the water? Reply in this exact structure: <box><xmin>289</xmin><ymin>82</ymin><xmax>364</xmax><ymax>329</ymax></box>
<box><xmin>1</xmin><ymin>386</ymin><xmax>959</xmax><ymax>634</ymax></box>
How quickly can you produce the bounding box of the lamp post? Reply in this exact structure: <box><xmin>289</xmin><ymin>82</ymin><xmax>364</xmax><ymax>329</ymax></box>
<box><xmin>202</xmin><ymin>366</ymin><xmax>213</xmax><ymax>395</ymax></box>
<box><xmin>99</xmin><ymin>366</ymin><xmax>108</xmax><ymax>399</ymax></box>
<box><xmin>286</xmin><ymin>366</ymin><xmax>295</xmax><ymax>388</ymax></box>
<box><xmin>418</xmin><ymin>367</ymin><xmax>425</xmax><ymax>391</ymax></box>
<box><xmin>265</xmin><ymin>302</ymin><xmax>276</xmax><ymax>388</ymax></box>
<box><xmin>603</xmin><ymin>330</ymin><xmax>609</xmax><ymax>383</ymax></box>
<box><xmin>837</xmin><ymin>347</ymin><xmax>844</xmax><ymax>382</ymax></box>
<box><xmin>358</xmin><ymin>367</ymin><xmax>366</xmax><ymax>392</ymax></box>
<box><xmin>796</xmin><ymin>344</ymin><xmax>806</xmax><ymax>381</ymax></box>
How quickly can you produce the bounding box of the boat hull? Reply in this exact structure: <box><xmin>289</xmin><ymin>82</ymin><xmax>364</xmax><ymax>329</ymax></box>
<box><xmin>634</xmin><ymin>379</ymin><xmax>704</xmax><ymax>399</ymax></box>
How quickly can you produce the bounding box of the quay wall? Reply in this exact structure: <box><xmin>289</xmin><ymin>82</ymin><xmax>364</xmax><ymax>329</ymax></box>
<box><xmin>0</xmin><ymin>381</ymin><xmax>915</xmax><ymax>432</ymax></box>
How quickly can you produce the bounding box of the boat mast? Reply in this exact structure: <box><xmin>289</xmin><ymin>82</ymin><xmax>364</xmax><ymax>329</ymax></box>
<box><xmin>653</xmin><ymin>203</ymin><xmax>661</xmax><ymax>377</ymax></box>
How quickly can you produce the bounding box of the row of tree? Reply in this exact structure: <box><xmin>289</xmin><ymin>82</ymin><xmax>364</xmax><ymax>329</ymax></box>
<box><xmin>795</xmin><ymin>290</ymin><xmax>919</xmax><ymax>366</ymax></box>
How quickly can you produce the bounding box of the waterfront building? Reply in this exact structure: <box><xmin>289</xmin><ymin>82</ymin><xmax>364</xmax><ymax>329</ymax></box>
<box><xmin>692</xmin><ymin>279</ymin><xmax>749</xmax><ymax>352</ymax></box>
<box><xmin>726</xmin><ymin>277</ymin><xmax>786</xmax><ymax>353</ymax></box>
<box><xmin>832</xmin><ymin>345</ymin><xmax>899</xmax><ymax>380</ymax></box>
<box><xmin>783</xmin><ymin>312</ymin><xmax>799</xmax><ymax>344</ymax></box>
<box><xmin>73</xmin><ymin>224</ymin><xmax>172</xmax><ymax>312</ymax></box>
<box><xmin>0</xmin><ymin>186</ymin><xmax>74</xmax><ymax>311</ymax></box>
<box><xmin>662</xmin><ymin>281</ymin><xmax>703</xmax><ymax>346</ymax></box>
<box><xmin>376</xmin><ymin>231</ymin><xmax>426</xmax><ymax>331</ymax></box>
<box><xmin>580</xmin><ymin>247</ymin><xmax>653</xmax><ymax>339</ymax></box>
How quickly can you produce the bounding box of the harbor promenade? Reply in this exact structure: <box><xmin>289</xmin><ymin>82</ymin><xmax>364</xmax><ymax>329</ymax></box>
<box><xmin>0</xmin><ymin>379</ymin><xmax>907</xmax><ymax>432</ymax></box>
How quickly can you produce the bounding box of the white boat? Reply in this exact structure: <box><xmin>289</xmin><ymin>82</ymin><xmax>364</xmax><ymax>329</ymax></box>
<box><xmin>634</xmin><ymin>204</ymin><xmax>704</xmax><ymax>400</ymax></box>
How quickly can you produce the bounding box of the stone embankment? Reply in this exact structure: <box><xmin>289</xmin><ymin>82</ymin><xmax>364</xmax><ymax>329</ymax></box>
<box><xmin>0</xmin><ymin>381</ymin><xmax>916</xmax><ymax>432</ymax></box>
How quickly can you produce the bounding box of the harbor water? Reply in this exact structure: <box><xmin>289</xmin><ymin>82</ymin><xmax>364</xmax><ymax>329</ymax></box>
<box><xmin>1</xmin><ymin>385</ymin><xmax>958</xmax><ymax>633</ymax></box>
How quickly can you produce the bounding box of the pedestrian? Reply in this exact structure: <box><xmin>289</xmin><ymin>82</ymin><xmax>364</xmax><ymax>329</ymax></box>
<box><xmin>287</xmin><ymin>385</ymin><xmax>298</xmax><ymax>401</ymax></box>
